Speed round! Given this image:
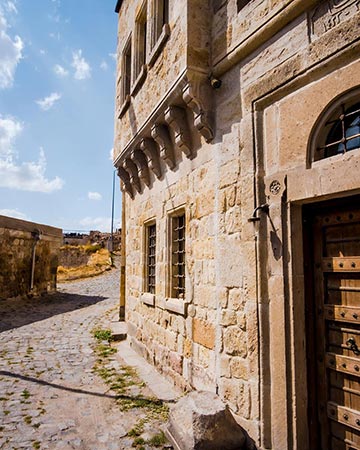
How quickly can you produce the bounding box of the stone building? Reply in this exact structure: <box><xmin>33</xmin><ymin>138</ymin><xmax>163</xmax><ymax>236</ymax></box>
<box><xmin>113</xmin><ymin>1</ymin><xmax>360</xmax><ymax>448</ymax></box>
<box><xmin>0</xmin><ymin>215</ymin><xmax>62</xmax><ymax>299</ymax></box>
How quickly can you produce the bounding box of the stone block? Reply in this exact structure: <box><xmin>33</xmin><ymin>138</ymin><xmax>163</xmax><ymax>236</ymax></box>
<box><xmin>230</xmin><ymin>357</ymin><xmax>248</xmax><ymax>380</ymax></box>
<box><xmin>228</xmin><ymin>288</ymin><xmax>245</xmax><ymax>311</ymax></box>
<box><xmin>224</xmin><ymin>327</ymin><xmax>247</xmax><ymax>357</ymax></box>
<box><xmin>221</xmin><ymin>310</ymin><xmax>237</xmax><ymax>326</ymax></box>
<box><xmin>169</xmin><ymin>351</ymin><xmax>183</xmax><ymax>374</ymax></box>
<box><xmin>166</xmin><ymin>391</ymin><xmax>246</xmax><ymax>450</ymax></box>
<box><xmin>193</xmin><ymin>319</ymin><xmax>215</xmax><ymax>350</ymax></box>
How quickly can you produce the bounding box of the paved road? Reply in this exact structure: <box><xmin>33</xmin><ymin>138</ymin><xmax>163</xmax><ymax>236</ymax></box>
<box><xmin>0</xmin><ymin>268</ymin><xmax>170</xmax><ymax>450</ymax></box>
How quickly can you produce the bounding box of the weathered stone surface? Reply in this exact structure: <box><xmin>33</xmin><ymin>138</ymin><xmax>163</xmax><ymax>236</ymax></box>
<box><xmin>193</xmin><ymin>318</ymin><xmax>215</xmax><ymax>350</ymax></box>
<box><xmin>166</xmin><ymin>391</ymin><xmax>246</xmax><ymax>450</ymax></box>
<box><xmin>0</xmin><ymin>216</ymin><xmax>62</xmax><ymax>299</ymax></box>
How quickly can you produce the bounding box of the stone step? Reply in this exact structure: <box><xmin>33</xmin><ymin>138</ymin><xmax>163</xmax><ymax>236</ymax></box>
<box><xmin>109</xmin><ymin>320</ymin><xmax>127</xmax><ymax>341</ymax></box>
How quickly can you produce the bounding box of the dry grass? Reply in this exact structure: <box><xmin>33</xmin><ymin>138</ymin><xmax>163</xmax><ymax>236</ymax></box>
<box><xmin>57</xmin><ymin>248</ymin><xmax>112</xmax><ymax>282</ymax></box>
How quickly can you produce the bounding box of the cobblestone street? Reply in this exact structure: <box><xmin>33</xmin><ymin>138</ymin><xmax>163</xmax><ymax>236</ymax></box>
<box><xmin>0</xmin><ymin>267</ymin><xmax>173</xmax><ymax>450</ymax></box>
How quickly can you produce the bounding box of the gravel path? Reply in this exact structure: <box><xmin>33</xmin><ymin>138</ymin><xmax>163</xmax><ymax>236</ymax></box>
<box><xmin>0</xmin><ymin>268</ymin><xmax>171</xmax><ymax>450</ymax></box>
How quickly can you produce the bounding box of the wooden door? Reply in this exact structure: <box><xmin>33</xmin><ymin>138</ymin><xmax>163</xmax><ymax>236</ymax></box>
<box><xmin>306</xmin><ymin>203</ymin><xmax>360</xmax><ymax>450</ymax></box>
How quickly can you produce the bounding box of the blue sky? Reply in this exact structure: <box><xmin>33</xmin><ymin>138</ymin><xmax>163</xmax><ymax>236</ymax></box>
<box><xmin>0</xmin><ymin>0</ymin><xmax>120</xmax><ymax>232</ymax></box>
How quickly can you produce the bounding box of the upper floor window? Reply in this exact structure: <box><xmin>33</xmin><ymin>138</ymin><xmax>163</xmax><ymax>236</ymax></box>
<box><xmin>237</xmin><ymin>0</ymin><xmax>251</xmax><ymax>12</ymax></box>
<box><xmin>134</xmin><ymin>1</ymin><xmax>147</xmax><ymax>83</ymax></box>
<box><xmin>152</xmin><ymin>0</ymin><xmax>169</xmax><ymax>48</ymax></box>
<box><xmin>170</xmin><ymin>212</ymin><xmax>185</xmax><ymax>299</ymax></box>
<box><xmin>120</xmin><ymin>36</ymin><xmax>132</xmax><ymax>107</ymax></box>
<box><xmin>312</xmin><ymin>90</ymin><xmax>360</xmax><ymax>163</ymax></box>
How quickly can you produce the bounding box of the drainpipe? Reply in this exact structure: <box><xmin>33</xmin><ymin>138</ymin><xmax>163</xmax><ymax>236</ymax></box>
<box><xmin>119</xmin><ymin>185</ymin><xmax>126</xmax><ymax>321</ymax></box>
<box><xmin>30</xmin><ymin>229</ymin><xmax>41</xmax><ymax>291</ymax></box>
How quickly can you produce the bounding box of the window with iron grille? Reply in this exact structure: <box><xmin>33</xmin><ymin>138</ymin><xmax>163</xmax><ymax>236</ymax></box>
<box><xmin>315</xmin><ymin>101</ymin><xmax>360</xmax><ymax>161</ymax></box>
<box><xmin>145</xmin><ymin>223</ymin><xmax>156</xmax><ymax>294</ymax></box>
<box><xmin>170</xmin><ymin>213</ymin><xmax>185</xmax><ymax>298</ymax></box>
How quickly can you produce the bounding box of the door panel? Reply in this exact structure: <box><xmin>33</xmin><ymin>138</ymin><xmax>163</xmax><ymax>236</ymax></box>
<box><xmin>308</xmin><ymin>204</ymin><xmax>360</xmax><ymax>450</ymax></box>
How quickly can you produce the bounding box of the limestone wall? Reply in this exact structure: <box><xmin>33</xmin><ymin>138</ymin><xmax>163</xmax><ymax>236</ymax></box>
<box><xmin>115</xmin><ymin>0</ymin><xmax>360</xmax><ymax>448</ymax></box>
<box><xmin>0</xmin><ymin>216</ymin><xmax>62</xmax><ymax>300</ymax></box>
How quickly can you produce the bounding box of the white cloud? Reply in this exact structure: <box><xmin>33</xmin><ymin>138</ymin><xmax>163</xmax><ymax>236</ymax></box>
<box><xmin>0</xmin><ymin>116</ymin><xmax>64</xmax><ymax>193</ymax></box>
<box><xmin>49</xmin><ymin>32</ymin><xmax>61</xmax><ymax>41</ymax></box>
<box><xmin>109</xmin><ymin>147</ymin><xmax>114</xmax><ymax>161</ymax></box>
<box><xmin>88</xmin><ymin>191</ymin><xmax>102</xmax><ymax>201</ymax></box>
<box><xmin>0</xmin><ymin>115</ymin><xmax>22</xmax><ymax>158</ymax></box>
<box><xmin>53</xmin><ymin>64</ymin><xmax>68</xmax><ymax>77</ymax></box>
<box><xmin>78</xmin><ymin>216</ymin><xmax>121</xmax><ymax>232</ymax></box>
<box><xmin>0</xmin><ymin>11</ymin><xmax>23</xmax><ymax>89</ymax></box>
<box><xmin>4</xmin><ymin>1</ymin><xmax>18</xmax><ymax>14</ymax></box>
<box><xmin>109</xmin><ymin>52</ymin><xmax>117</xmax><ymax>61</ymax></box>
<box><xmin>36</xmin><ymin>92</ymin><xmax>61</xmax><ymax>111</ymax></box>
<box><xmin>71</xmin><ymin>49</ymin><xmax>91</xmax><ymax>80</ymax></box>
<box><xmin>100</xmin><ymin>60</ymin><xmax>108</xmax><ymax>71</ymax></box>
<box><xmin>0</xmin><ymin>208</ymin><xmax>28</xmax><ymax>220</ymax></box>
<box><xmin>39</xmin><ymin>49</ymin><xmax>46</xmax><ymax>55</ymax></box>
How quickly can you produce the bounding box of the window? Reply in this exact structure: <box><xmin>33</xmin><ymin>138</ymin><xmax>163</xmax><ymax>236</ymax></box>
<box><xmin>145</xmin><ymin>223</ymin><xmax>156</xmax><ymax>294</ymax></box>
<box><xmin>134</xmin><ymin>2</ymin><xmax>147</xmax><ymax>83</ymax></box>
<box><xmin>152</xmin><ymin>0</ymin><xmax>169</xmax><ymax>47</ymax></box>
<box><xmin>170</xmin><ymin>212</ymin><xmax>185</xmax><ymax>298</ymax></box>
<box><xmin>312</xmin><ymin>91</ymin><xmax>360</xmax><ymax>162</ymax></box>
<box><xmin>121</xmin><ymin>37</ymin><xmax>132</xmax><ymax>105</ymax></box>
<box><xmin>148</xmin><ymin>0</ymin><xmax>170</xmax><ymax>66</ymax></box>
<box><xmin>320</xmin><ymin>103</ymin><xmax>360</xmax><ymax>159</ymax></box>
<box><xmin>237</xmin><ymin>0</ymin><xmax>251</xmax><ymax>12</ymax></box>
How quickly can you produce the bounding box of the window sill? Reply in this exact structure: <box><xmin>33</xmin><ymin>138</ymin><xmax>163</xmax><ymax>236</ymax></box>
<box><xmin>140</xmin><ymin>292</ymin><xmax>155</xmax><ymax>306</ymax></box>
<box><xmin>156</xmin><ymin>296</ymin><xmax>188</xmax><ymax>316</ymax></box>
<box><xmin>131</xmin><ymin>64</ymin><xmax>147</xmax><ymax>96</ymax></box>
<box><xmin>148</xmin><ymin>23</ymin><xmax>170</xmax><ymax>68</ymax></box>
<box><xmin>118</xmin><ymin>94</ymin><xmax>131</xmax><ymax>118</ymax></box>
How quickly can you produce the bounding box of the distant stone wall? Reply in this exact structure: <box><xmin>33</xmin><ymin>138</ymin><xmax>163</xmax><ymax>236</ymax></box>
<box><xmin>0</xmin><ymin>216</ymin><xmax>62</xmax><ymax>300</ymax></box>
<box><xmin>59</xmin><ymin>245</ymin><xmax>94</xmax><ymax>268</ymax></box>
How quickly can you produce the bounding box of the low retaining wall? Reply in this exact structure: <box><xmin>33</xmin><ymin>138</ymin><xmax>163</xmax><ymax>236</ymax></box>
<box><xmin>0</xmin><ymin>216</ymin><xmax>63</xmax><ymax>299</ymax></box>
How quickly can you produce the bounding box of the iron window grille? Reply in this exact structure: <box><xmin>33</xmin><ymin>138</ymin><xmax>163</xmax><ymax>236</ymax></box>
<box><xmin>146</xmin><ymin>223</ymin><xmax>156</xmax><ymax>294</ymax></box>
<box><xmin>171</xmin><ymin>213</ymin><xmax>185</xmax><ymax>298</ymax></box>
<box><xmin>316</xmin><ymin>102</ymin><xmax>360</xmax><ymax>160</ymax></box>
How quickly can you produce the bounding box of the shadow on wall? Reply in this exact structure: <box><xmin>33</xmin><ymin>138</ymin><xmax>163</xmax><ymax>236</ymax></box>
<box><xmin>0</xmin><ymin>292</ymin><xmax>108</xmax><ymax>333</ymax></box>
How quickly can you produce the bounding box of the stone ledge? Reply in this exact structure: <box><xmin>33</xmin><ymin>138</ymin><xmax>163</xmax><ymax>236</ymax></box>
<box><xmin>156</xmin><ymin>296</ymin><xmax>189</xmax><ymax>316</ymax></box>
<box><xmin>140</xmin><ymin>292</ymin><xmax>155</xmax><ymax>306</ymax></box>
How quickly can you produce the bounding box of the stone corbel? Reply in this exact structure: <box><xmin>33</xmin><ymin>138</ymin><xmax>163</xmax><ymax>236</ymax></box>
<box><xmin>182</xmin><ymin>73</ymin><xmax>214</xmax><ymax>143</ymax></box>
<box><xmin>131</xmin><ymin>149</ymin><xmax>150</xmax><ymax>186</ymax></box>
<box><xmin>117</xmin><ymin>167</ymin><xmax>134</xmax><ymax>198</ymax></box>
<box><xmin>123</xmin><ymin>158</ymin><xmax>141</xmax><ymax>193</ymax></box>
<box><xmin>165</xmin><ymin>105</ymin><xmax>192</xmax><ymax>158</ymax></box>
<box><xmin>151</xmin><ymin>123</ymin><xmax>175</xmax><ymax>169</ymax></box>
<box><xmin>140</xmin><ymin>138</ymin><xmax>162</xmax><ymax>179</ymax></box>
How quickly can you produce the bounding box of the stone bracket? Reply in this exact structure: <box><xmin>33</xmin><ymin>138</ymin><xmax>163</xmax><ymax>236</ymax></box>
<box><xmin>182</xmin><ymin>75</ymin><xmax>214</xmax><ymax>143</ymax></box>
<box><xmin>123</xmin><ymin>158</ymin><xmax>142</xmax><ymax>193</ymax></box>
<box><xmin>131</xmin><ymin>149</ymin><xmax>150</xmax><ymax>186</ymax></box>
<box><xmin>165</xmin><ymin>105</ymin><xmax>192</xmax><ymax>158</ymax></box>
<box><xmin>117</xmin><ymin>167</ymin><xmax>134</xmax><ymax>198</ymax></box>
<box><xmin>151</xmin><ymin>123</ymin><xmax>175</xmax><ymax>169</ymax></box>
<box><xmin>140</xmin><ymin>138</ymin><xmax>162</xmax><ymax>179</ymax></box>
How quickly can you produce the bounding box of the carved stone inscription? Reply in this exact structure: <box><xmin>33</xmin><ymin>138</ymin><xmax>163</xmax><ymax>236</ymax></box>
<box><xmin>310</xmin><ymin>0</ymin><xmax>360</xmax><ymax>39</ymax></box>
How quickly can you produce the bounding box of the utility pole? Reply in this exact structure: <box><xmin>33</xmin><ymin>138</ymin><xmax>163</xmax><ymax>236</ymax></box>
<box><xmin>110</xmin><ymin>169</ymin><xmax>116</xmax><ymax>251</ymax></box>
